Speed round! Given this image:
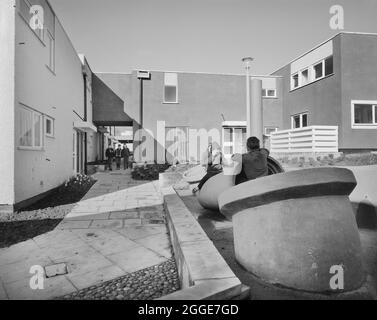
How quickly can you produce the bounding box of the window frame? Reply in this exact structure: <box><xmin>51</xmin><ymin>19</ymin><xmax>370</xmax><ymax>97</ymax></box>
<box><xmin>18</xmin><ymin>104</ymin><xmax>44</xmax><ymax>150</ymax></box>
<box><xmin>264</xmin><ymin>127</ymin><xmax>278</xmax><ymax>137</ymax></box>
<box><xmin>262</xmin><ymin>89</ymin><xmax>277</xmax><ymax>98</ymax></box>
<box><xmin>291</xmin><ymin>112</ymin><xmax>309</xmax><ymax>129</ymax></box>
<box><xmin>46</xmin><ymin>30</ymin><xmax>55</xmax><ymax>73</ymax></box>
<box><xmin>163</xmin><ymin>73</ymin><xmax>179</xmax><ymax>104</ymax></box>
<box><xmin>351</xmin><ymin>100</ymin><xmax>377</xmax><ymax>129</ymax></box>
<box><xmin>222</xmin><ymin>126</ymin><xmax>247</xmax><ymax>158</ymax></box>
<box><xmin>291</xmin><ymin>73</ymin><xmax>299</xmax><ymax>89</ymax></box>
<box><xmin>45</xmin><ymin>115</ymin><xmax>55</xmax><ymax>138</ymax></box>
<box><xmin>18</xmin><ymin>0</ymin><xmax>45</xmax><ymax>43</ymax></box>
<box><xmin>290</xmin><ymin>55</ymin><xmax>334</xmax><ymax>91</ymax></box>
<box><xmin>300</xmin><ymin>68</ymin><xmax>310</xmax><ymax>86</ymax></box>
<box><xmin>313</xmin><ymin>61</ymin><xmax>324</xmax><ymax>80</ymax></box>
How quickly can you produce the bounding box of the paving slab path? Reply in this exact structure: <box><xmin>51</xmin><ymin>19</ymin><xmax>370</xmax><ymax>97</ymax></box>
<box><xmin>0</xmin><ymin>170</ymin><xmax>173</xmax><ymax>300</ymax></box>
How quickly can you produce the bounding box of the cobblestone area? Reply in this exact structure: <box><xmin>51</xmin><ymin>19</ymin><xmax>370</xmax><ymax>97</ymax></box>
<box><xmin>57</xmin><ymin>259</ymin><xmax>180</xmax><ymax>300</ymax></box>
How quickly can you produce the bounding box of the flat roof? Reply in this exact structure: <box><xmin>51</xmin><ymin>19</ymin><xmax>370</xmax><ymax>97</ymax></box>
<box><xmin>269</xmin><ymin>31</ymin><xmax>377</xmax><ymax>75</ymax></box>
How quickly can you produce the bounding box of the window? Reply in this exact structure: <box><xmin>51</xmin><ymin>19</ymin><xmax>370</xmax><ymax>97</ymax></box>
<box><xmin>164</xmin><ymin>73</ymin><xmax>178</xmax><ymax>103</ymax></box>
<box><xmin>264</xmin><ymin>127</ymin><xmax>278</xmax><ymax>136</ymax></box>
<box><xmin>222</xmin><ymin>126</ymin><xmax>247</xmax><ymax>158</ymax></box>
<box><xmin>292</xmin><ymin>73</ymin><xmax>299</xmax><ymax>89</ymax></box>
<box><xmin>19</xmin><ymin>105</ymin><xmax>43</xmax><ymax>149</ymax></box>
<box><xmin>314</xmin><ymin>61</ymin><xmax>323</xmax><ymax>79</ymax></box>
<box><xmin>19</xmin><ymin>0</ymin><xmax>44</xmax><ymax>41</ymax></box>
<box><xmin>46</xmin><ymin>31</ymin><xmax>55</xmax><ymax>72</ymax></box>
<box><xmin>262</xmin><ymin>89</ymin><xmax>277</xmax><ymax>98</ymax></box>
<box><xmin>45</xmin><ymin>116</ymin><xmax>54</xmax><ymax>137</ymax></box>
<box><xmin>291</xmin><ymin>55</ymin><xmax>334</xmax><ymax>90</ymax></box>
<box><xmin>352</xmin><ymin>101</ymin><xmax>377</xmax><ymax>128</ymax></box>
<box><xmin>325</xmin><ymin>56</ymin><xmax>333</xmax><ymax>76</ymax></box>
<box><xmin>300</xmin><ymin>69</ymin><xmax>309</xmax><ymax>85</ymax></box>
<box><xmin>291</xmin><ymin>113</ymin><xmax>309</xmax><ymax>129</ymax></box>
<box><xmin>19</xmin><ymin>1</ymin><xmax>56</xmax><ymax>73</ymax></box>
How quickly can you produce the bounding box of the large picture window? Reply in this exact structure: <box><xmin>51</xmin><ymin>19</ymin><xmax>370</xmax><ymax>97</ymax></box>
<box><xmin>18</xmin><ymin>105</ymin><xmax>43</xmax><ymax>149</ymax></box>
<box><xmin>352</xmin><ymin>100</ymin><xmax>377</xmax><ymax>129</ymax></box>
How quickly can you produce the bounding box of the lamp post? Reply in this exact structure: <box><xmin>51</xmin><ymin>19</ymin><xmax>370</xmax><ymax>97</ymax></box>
<box><xmin>242</xmin><ymin>57</ymin><xmax>254</xmax><ymax>137</ymax></box>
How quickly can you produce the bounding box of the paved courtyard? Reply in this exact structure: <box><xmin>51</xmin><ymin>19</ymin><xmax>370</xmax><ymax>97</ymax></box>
<box><xmin>0</xmin><ymin>170</ymin><xmax>173</xmax><ymax>300</ymax></box>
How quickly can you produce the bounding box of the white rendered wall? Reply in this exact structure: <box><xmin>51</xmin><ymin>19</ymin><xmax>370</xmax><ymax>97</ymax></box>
<box><xmin>0</xmin><ymin>0</ymin><xmax>16</xmax><ymax>206</ymax></box>
<box><xmin>14</xmin><ymin>4</ymin><xmax>85</xmax><ymax>204</ymax></box>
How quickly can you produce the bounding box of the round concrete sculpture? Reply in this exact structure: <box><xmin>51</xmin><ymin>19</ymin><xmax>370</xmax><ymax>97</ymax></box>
<box><xmin>196</xmin><ymin>156</ymin><xmax>284</xmax><ymax>211</ymax></box>
<box><xmin>182</xmin><ymin>165</ymin><xmax>207</xmax><ymax>184</ymax></box>
<box><xmin>218</xmin><ymin>167</ymin><xmax>366</xmax><ymax>296</ymax></box>
<box><xmin>197</xmin><ymin>171</ymin><xmax>237</xmax><ymax>211</ymax></box>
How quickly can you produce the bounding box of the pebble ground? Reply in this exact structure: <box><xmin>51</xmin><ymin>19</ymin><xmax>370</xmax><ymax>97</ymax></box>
<box><xmin>57</xmin><ymin>258</ymin><xmax>180</xmax><ymax>300</ymax></box>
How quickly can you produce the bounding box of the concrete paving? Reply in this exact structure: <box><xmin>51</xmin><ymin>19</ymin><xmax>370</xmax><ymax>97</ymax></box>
<box><xmin>0</xmin><ymin>170</ymin><xmax>172</xmax><ymax>300</ymax></box>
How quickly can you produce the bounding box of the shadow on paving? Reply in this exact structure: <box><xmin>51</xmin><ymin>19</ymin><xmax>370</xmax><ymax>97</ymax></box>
<box><xmin>0</xmin><ymin>180</ymin><xmax>97</xmax><ymax>248</ymax></box>
<box><xmin>179</xmin><ymin>193</ymin><xmax>377</xmax><ymax>300</ymax></box>
<box><xmin>0</xmin><ymin>219</ymin><xmax>62</xmax><ymax>248</ymax></box>
<box><xmin>18</xmin><ymin>181</ymin><xmax>97</xmax><ymax>212</ymax></box>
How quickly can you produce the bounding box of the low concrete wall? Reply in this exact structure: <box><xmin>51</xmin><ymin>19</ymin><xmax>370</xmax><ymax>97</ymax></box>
<box><xmin>159</xmin><ymin>186</ymin><xmax>247</xmax><ymax>300</ymax></box>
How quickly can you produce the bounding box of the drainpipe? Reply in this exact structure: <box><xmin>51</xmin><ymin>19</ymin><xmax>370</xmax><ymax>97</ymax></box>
<box><xmin>138</xmin><ymin>78</ymin><xmax>144</xmax><ymax>163</ymax></box>
<box><xmin>83</xmin><ymin>73</ymin><xmax>88</xmax><ymax>175</ymax></box>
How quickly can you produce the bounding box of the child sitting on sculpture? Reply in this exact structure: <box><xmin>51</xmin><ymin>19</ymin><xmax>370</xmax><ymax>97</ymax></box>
<box><xmin>192</xmin><ymin>142</ymin><xmax>223</xmax><ymax>193</ymax></box>
<box><xmin>232</xmin><ymin>136</ymin><xmax>269</xmax><ymax>185</ymax></box>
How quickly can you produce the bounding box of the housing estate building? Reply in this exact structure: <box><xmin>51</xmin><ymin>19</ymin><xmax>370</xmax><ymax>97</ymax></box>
<box><xmin>1</xmin><ymin>0</ymin><xmax>376</xmax><ymax>214</ymax></box>
<box><xmin>0</xmin><ymin>0</ymin><xmax>127</xmax><ymax>214</ymax></box>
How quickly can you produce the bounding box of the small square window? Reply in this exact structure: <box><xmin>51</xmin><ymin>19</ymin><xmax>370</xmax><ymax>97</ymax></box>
<box><xmin>301</xmin><ymin>69</ymin><xmax>309</xmax><ymax>85</ymax></box>
<box><xmin>45</xmin><ymin>116</ymin><xmax>54</xmax><ymax>137</ymax></box>
<box><xmin>164</xmin><ymin>86</ymin><xmax>177</xmax><ymax>103</ymax></box>
<box><xmin>325</xmin><ymin>56</ymin><xmax>333</xmax><ymax>76</ymax></box>
<box><xmin>354</xmin><ymin>104</ymin><xmax>373</xmax><ymax>124</ymax></box>
<box><xmin>164</xmin><ymin>73</ymin><xmax>178</xmax><ymax>103</ymax></box>
<box><xmin>291</xmin><ymin>113</ymin><xmax>308</xmax><ymax>129</ymax></box>
<box><xmin>265</xmin><ymin>127</ymin><xmax>278</xmax><ymax>136</ymax></box>
<box><xmin>292</xmin><ymin>74</ymin><xmax>299</xmax><ymax>89</ymax></box>
<box><xmin>262</xmin><ymin>89</ymin><xmax>267</xmax><ymax>97</ymax></box>
<box><xmin>293</xmin><ymin>115</ymin><xmax>300</xmax><ymax>128</ymax></box>
<box><xmin>314</xmin><ymin>62</ymin><xmax>323</xmax><ymax>79</ymax></box>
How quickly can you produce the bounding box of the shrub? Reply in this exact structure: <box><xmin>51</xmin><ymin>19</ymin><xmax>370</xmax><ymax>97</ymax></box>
<box><xmin>61</xmin><ymin>174</ymin><xmax>95</xmax><ymax>193</ymax></box>
<box><xmin>131</xmin><ymin>163</ymin><xmax>171</xmax><ymax>181</ymax></box>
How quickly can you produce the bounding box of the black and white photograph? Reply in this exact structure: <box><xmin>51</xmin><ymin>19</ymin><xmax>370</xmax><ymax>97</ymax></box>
<box><xmin>0</xmin><ymin>0</ymin><xmax>377</xmax><ymax>309</ymax></box>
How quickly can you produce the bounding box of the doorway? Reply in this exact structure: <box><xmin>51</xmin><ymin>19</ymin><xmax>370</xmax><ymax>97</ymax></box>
<box><xmin>73</xmin><ymin>129</ymin><xmax>85</xmax><ymax>174</ymax></box>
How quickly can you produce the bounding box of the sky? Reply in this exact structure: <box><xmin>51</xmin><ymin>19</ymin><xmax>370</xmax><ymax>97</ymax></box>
<box><xmin>49</xmin><ymin>0</ymin><xmax>377</xmax><ymax>75</ymax></box>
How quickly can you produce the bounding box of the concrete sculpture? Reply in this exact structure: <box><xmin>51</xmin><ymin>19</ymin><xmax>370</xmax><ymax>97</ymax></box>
<box><xmin>218</xmin><ymin>167</ymin><xmax>368</xmax><ymax>296</ymax></box>
<box><xmin>196</xmin><ymin>156</ymin><xmax>284</xmax><ymax>211</ymax></box>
